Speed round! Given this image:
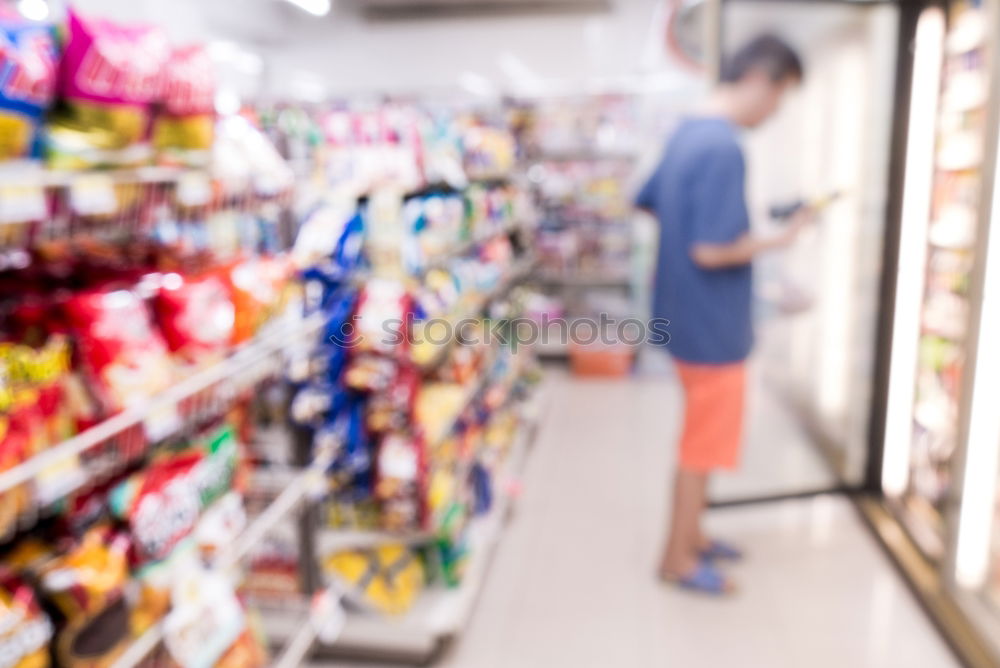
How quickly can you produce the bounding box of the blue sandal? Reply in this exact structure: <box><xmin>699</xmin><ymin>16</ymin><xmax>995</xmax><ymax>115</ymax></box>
<box><xmin>661</xmin><ymin>561</ymin><xmax>735</xmax><ymax>595</ymax></box>
<box><xmin>701</xmin><ymin>539</ymin><xmax>743</xmax><ymax>562</ymax></box>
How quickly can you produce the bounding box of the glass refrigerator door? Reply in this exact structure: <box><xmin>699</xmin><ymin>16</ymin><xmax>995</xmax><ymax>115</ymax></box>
<box><xmin>947</xmin><ymin>0</ymin><xmax>1000</xmax><ymax>648</ymax></box>
<box><xmin>883</xmin><ymin>0</ymin><xmax>994</xmax><ymax>563</ymax></box>
<box><xmin>722</xmin><ymin>0</ymin><xmax>900</xmax><ymax>498</ymax></box>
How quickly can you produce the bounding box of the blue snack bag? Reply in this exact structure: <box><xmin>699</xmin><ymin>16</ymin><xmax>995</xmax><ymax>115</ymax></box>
<box><xmin>0</xmin><ymin>14</ymin><xmax>57</xmax><ymax>161</ymax></box>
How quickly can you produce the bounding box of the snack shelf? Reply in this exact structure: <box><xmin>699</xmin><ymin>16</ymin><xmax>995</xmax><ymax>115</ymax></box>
<box><xmin>423</xmin><ymin>219</ymin><xmax>532</xmax><ymax>273</ymax></box>
<box><xmin>272</xmin><ymin>612</ymin><xmax>324</xmax><ymax>668</ymax></box>
<box><xmin>109</xmin><ymin>466</ymin><xmax>319</xmax><ymax>668</ymax></box>
<box><xmin>316</xmin><ymin>528</ymin><xmax>437</xmax><ymax>554</ymax></box>
<box><xmin>415</xmin><ymin>255</ymin><xmax>537</xmax><ymax>371</ymax></box>
<box><xmin>317</xmin><ymin>352</ymin><xmax>504</xmax><ymax>552</ymax></box>
<box><xmin>356</xmin><ymin>175</ymin><xmax>513</xmax><ymax>205</ymax></box>
<box><xmin>427</xmin><ymin>351</ymin><xmax>501</xmax><ymax>446</ymax></box>
<box><xmin>216</xmin><ymin>467</ymin><xmax>322</xmax><ymax>570</ymax></box>
<box><xmin>314</xmin><ymin>389</ymin><xmax>542</xmax><ymax>663</ymax></box>
<box><xmin>0</xmin><ymin>165</ymin><xmax>210</xmax><ymax>188</ymax></box>
<box><xmin>0</xmin><ymin>310</ymin><xmax>324</xmax><ymax>497</ymax></box>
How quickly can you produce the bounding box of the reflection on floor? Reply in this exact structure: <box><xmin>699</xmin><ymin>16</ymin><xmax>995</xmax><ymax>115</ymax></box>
<box><xmin>320</xmin><ymin>369</ymin><xmax>956</xmax><ymax>668</ymax></box>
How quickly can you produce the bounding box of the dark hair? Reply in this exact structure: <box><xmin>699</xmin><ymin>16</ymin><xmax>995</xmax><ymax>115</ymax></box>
<box><xmin>720</xmin><ymin>34</ymin><xmax>804</xmax><ymax>84</ymax></box>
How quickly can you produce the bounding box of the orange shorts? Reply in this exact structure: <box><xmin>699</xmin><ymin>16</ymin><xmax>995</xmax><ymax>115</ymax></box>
<box><xmin>674</xmin><ymin>360</ymin><xmax>746</xmax><ymax>473</ymax></box>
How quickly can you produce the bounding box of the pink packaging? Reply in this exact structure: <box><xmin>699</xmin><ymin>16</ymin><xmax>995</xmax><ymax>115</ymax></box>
<box><xmin>59</xmin><ymin>8</ymin><xmax>169</xmax><ymax>108</ymax></box>
<box><xmin>153</xmin><ymin>44</ymin><xmax>216</xmax><ymax>166</ymax></box>
<box><xmin>45</xmin><ymin>9</ymin><xmax>169</xmax><ymax>168</ymax></box>
<box><xmin>161</xmin><ymin>45</ymin><xmax>215</xmax><ymax>117</ymax></box>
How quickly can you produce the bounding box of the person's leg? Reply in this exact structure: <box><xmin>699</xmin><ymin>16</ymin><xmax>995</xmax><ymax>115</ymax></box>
<box><xmin>659</xmin><ymin>468</ymin><xmax>709</xmax><ymax>576</ymax></box>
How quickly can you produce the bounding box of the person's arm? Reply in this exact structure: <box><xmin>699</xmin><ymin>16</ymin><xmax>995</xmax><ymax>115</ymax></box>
<box><xmin>634</xmin><ymin>165</ymin><xmax>660</xmax><ymax>215</ymax></box>
<box><xmin>690</xmin><ymin>208</ymin><xmax>812</xmax><ymax>269</ymax></box>
<box><xmin>686</xmin><ymin>142</ymin><xmax>809</xmax><ymax>270</ymax></box>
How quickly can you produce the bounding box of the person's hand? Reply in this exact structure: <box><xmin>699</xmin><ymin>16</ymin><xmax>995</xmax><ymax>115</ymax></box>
<box><xmin>773</xmin><ymin>205</ymin><xmax>815</xmax><ymax>248</ymax></box>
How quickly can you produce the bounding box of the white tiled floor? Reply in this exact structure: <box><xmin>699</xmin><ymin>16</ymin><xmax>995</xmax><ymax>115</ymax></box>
<box><xmin>320</xmin><ymin>369</ymin><xmax>958</xmax><ymax>668</ymax></box>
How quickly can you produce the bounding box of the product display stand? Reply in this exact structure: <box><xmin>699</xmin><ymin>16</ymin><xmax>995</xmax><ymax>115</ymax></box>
<box><xmin>523</xmin><ymin>144</ymin><xmax>640</xmax><ymax>360</ymax></box>
<box><xmin>0</xmin><ymin>310</ymin><xmax>322</xmax><ymax>495</ymax></box>
<box><xmin>0</xmin><ymin>58</ymin><xmax>546</xmax><ymax>663</ymax></box>
<box><xmin>109</xmin><ymin>467</ymin><xmax>317</xmax><ymax>668</ymax></box>
<box><xmin>310</xmin><ymin>386</ymin><xmax>544</xmax><ymax>664</ymax></box>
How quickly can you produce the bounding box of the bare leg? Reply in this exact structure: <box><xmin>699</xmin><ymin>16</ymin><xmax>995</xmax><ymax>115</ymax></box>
<box><xmin>659</xmin><ymin>469</ymin><xmax>708</xmax><ymax>577</ymax></box>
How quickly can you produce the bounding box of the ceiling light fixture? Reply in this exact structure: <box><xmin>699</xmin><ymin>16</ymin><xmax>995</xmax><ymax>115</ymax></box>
<box><xmin>283</xmin><ymin>0</ymin><xmax>332</xmax><ymax>17</ymax></box>
<box><xmin>17</xmin><ymin>0</ymin><xmax>49</xmax><ymax>22</ymax></box>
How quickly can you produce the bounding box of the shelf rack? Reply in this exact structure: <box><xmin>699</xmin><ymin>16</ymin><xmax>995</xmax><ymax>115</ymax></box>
<box><xmin>109</xmin><ymin>467</ymin><xmax>319</xmax><ymax>668</ymax></box>
<box><xmin>0</xmin><ymin>165</ymin><xmax>210</xmax><ymax>189</ymax></box>
<box><xmin>413</xmin><ymin>256</ymin><xmax>537</xmax><ymax>370</ymax></box>
<box><xmin>0</xmin><ymin>311</ymin><xmax>323</xmax><ymax>498</ymax></box>
<box><xmin>38</xmin><ymin>174</ymin><xmax>539</xmax><ymax>668</ymax></box>
<box><xmin>422</xmin><ymin>219</ymin><xmax>531</xmax><ymax>274</ymax></box>
<box><xmin>305</xmin><ymin>386</ymin><xmax>545</xmax><ymax>664</ymax></box>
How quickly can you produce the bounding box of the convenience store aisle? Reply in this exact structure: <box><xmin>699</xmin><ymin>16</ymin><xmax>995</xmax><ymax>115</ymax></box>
<box><xmin>326</xmin><ymin>368</ymin><xmax>958</xmax><ymax>668</ymax></box>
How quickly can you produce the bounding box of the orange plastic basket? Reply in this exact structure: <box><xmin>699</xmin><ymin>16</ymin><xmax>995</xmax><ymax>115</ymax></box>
<box><xmin>568</xmin><ymin>343</ymin><xmax>634</xmax><ymax>377</ymax></box>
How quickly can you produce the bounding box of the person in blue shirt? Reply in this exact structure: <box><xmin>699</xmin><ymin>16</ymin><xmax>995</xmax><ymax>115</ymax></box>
<box><xmin>636</xmin><ymin>34</ymin><xmax>810</xmax><ymax>595</ymax></box>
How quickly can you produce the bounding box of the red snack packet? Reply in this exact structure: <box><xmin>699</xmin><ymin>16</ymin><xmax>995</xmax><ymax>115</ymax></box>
<box><xmin>108</xmin><ymin>450</ymin><xmax>202</xmax><ymax>567</ymax></box>
<box><xmin>63</xmin><ymin>288</ymin><xmax>174</xmax><ymax>413</ymax></box>
<box><xmin>153</xmin><ymin>271</ymin><xmax>235</xmax><ymax>365</ymax></box>
<box><xmin>0</xmin><ymin>415</ymin><xmax>28</xmax><ymax>543</ymax></box>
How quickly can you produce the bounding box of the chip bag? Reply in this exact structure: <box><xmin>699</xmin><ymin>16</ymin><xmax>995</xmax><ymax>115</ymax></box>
<box><xmin>224</xmin><ymin>256</ymin><xmax>291</xmax><ymax>345</ymax></box>
<box><xmin>0</xmin><ymin>356</ymin><xmax>28</xmax><ymax>542</ymax></box>
<box><xmin>37</xmin><ymin>527</ymin><xmax>132</xmax><ymax>668</ymax></box>
<box><xmin>163</xmin><ymin>568</ymin><xmax>264</xmax><ymax>668</ymax></box>
<box><xmin>154</xmin><ymin>44</ymin><xmax>215</xmax><ymax>167</ymax></box>
<box><xmin>108</xmin><ymin>425</ymin><xmax>239</xmax><ymax>566</ymax></box>
<box><xmin>154</xmin><ymin>271</ymin><xmax>235</xmax><ymax>366</ymax></box>
<box><xmin>63</xmin><ymin>287</ymin><xmax>174</xmax><ymax>413</ymax></box>
<box><xmin>46</xmin><ymin>9</ymin><xmax>169</xmax><ymax>169</ymax></box>
<box><xmin>0</xmin><ymin>568</ymin><xmax>53</xmax><ymax>668</ymax></box>
<box><xmin>0</xmin><ymin>13</ymin><xmax>58</xmax><ymax>161</ymax></box>
<box><xmin>106</xmin><ymin>429</ymin><xmax>233</xmax><ymax>628</ymax></box>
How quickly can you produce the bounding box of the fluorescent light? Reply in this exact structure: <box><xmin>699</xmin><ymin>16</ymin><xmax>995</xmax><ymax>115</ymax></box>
<box><xmin>283</xmin><ymin>0</ymin><xmax>331</xmax><ymax>16</ymax></box>
<box><xmin>955</xmin><ymin>117</ymin><xmax>1000</xmax><ymax>590</ymax></box>
<box><xmin>882</xmin><ymin>7</ymin><xmax>944</xmax><ymax>496</ymax></box>
<box><xmin>17</xmin><ymin>0</ymin><xmax>49</xmax><ymax>21</ymax></box>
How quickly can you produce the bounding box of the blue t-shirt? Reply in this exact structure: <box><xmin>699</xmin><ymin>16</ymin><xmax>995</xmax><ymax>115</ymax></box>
<box><xmin>636</xmin><ymin>117</ymin><xmax>753</xmax><ymax>364</ymax></box>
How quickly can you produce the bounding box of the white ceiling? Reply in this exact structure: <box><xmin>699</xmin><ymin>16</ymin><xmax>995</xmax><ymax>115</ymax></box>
<box><xmin>65</xmin><ymin>0</ymin><xmax>702</xmax><ymax>100</ymax></box>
